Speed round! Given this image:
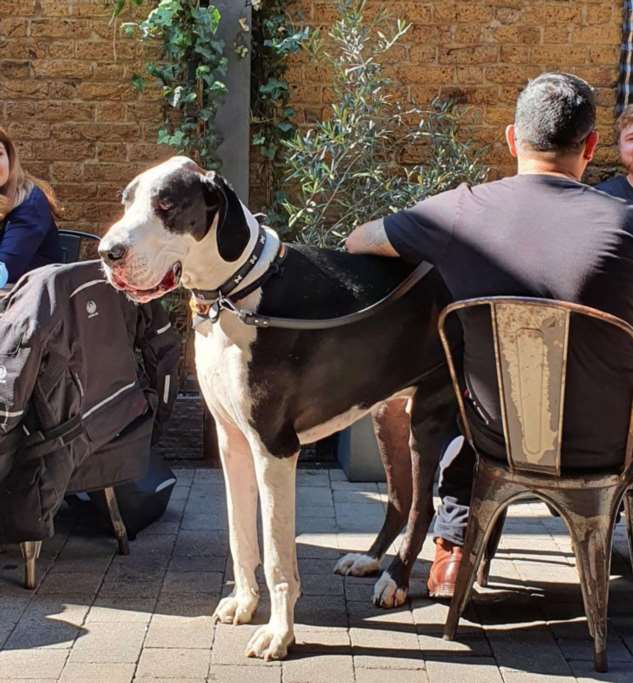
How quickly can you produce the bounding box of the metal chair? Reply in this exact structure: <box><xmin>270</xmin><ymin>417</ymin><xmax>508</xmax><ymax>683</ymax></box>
<box><xmin>438</xmin><ymin>297</ymin><xmax>633</xmax><ymax>673</ymax></box>
<box><xmin>18</xmin><ymin>228</ymin><xmax>129</xmax><ymax>590</ymax></box>
<box><xmin>57</xmin><ymin>228</ymin><xmax>100</xmax><ymax>264</ymax></box>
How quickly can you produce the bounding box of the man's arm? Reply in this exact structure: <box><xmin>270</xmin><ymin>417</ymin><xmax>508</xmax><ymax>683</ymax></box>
<box><xmin>345</xmin><ymin>218</ymin><xmax>399</xmax><ymax>257</ymax></box>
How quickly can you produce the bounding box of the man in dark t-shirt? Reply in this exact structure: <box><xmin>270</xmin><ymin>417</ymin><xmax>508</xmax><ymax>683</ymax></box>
<box><xmin>596</xmin><ymin>104</ymin><xmax>633</xmax><ymax>201</ymax></box>
<box><xmin>347</xmin><ymin>73</ymin><xmax>633</xmax><ymax>598</ymax></box>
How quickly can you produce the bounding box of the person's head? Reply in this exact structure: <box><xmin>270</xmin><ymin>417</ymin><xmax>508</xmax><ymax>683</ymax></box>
<box><xmin>505</xmin><ymin>72</ymin><xmax>598</xmax><ymax>177</ymax></box>
<box><xmin>0</xmin><ymin>127</ymin><xmax>61</xmax><ymax>220</ymax></box>
<box><xmin>616</xmin><ymin>104</ymin><xmax>633</xmax><ymax>175</ymax></box>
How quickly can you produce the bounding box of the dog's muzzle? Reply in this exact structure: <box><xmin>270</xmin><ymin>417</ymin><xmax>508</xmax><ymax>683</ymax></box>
<box><xmin>109</xmin><ymin>262</ymin><xmax>182</xmax><ymax>303</ymax></box>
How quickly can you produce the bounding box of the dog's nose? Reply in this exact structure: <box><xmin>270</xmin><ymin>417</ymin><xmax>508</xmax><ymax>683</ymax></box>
<box><xmin>99</xmin><ymin>242</ymin><xmax>127</xmax><ymax>265</ymax></box>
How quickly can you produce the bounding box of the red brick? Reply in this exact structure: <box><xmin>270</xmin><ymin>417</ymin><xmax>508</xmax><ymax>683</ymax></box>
<box><xmin>56</xmin><ymin>182</ymin><xmax>98</xmax><ymax>202</ymax></box>
<box><xmin>524</xmin><ymin>4</ymin><xmax>582</xmax><ymax>24</ymax></box>
<box><xmin>79</xmin><ymin>81</ymin><xmax>135</xmax><ymax>101</ymax></box>
<box><xmin>531</xmin><ymin>45</ymin><xmax>589</xmax><ymax>66</ymax></box>
<box><xmin>0</xmin><ymin>1</ymin><xmax>37</xmax><ymax>16</ymax></box>
<box><xmin>0</xmin><ymin>39</ymin><xmax>47</xmax><ymax>59</ymax></box>
<box><xmin>439</xmin><ymin>45</ymin><xmax>498</xmax><ymax>65</ymax></box>
<box><xmin>0</xmin><ymin>18</ymin><xmax>27</xmax><ymax>38</ymax></box>
<box><xmin>1</xmin><ymin>60</ymin><xmax>31</xmax><ymax>78</ymax></box>
<box><xmin>398</xmin><ymin>64</ymin><xmax>454</xmax><ymax>85</ymax></box>
<box><xmin>7</xmin><ymin>121</ymin><xmax>51</xmax><ymax>140</ymax></box>
<box><xmin>31</xmin><ymin>19</ymin><xmax>91</xmax><ymax>39</ymax></box>
<box><xmin>0</xmin><ymin>79</ymin><xmax>47</xmax><ymax>99</ymax></box>
<box><xmin>500</xmin><ymin>45</ymin><xmax>529</xmax><ymax>65</ymax></box>
<box><xmin>33</xmin><ymin>59</ymin><xmax>91</xmax><ymax>79</ymax></box>
<box><xmin>51</xmin><ymin>162</ymin><xmax>85</xmax><ymax>182</ymax></box>
<box><xmin>584</xmin><ymin>3</ymin><xmax>614</xmax><ymax>25</ymax></box>
<box><xmin>96</xmin><ymin>103</ymin><xmax>127</xmax><ymax>122</ymax></box>
<box><xmin>6</xmin><ymin>101</ymin><xmax>94</xmax><ymax>122</ymax></box>
<box><xmin>47</xmin><ymin>41</ymin><xmax>76</xmax><ymax>59</ymax></box>
<box><xmin>37</xmin><ymin>140</ymin><xmax>96</xmax><ymax>161</ymax></box>
<box><xmin>573</xmin><ymin>24</ymin><xmax>622</xmax><ymax>45</ymax></box>
<box><xmin>456</xmin><ymin>66</ymin><xmax>484</xmax><ymax>85</ymax></box>
<box><xmin>47</xmin><ymin>80</ymin><xmax>80</xmax><ymax>99</ymax></box>
<box><xmin>127</xmin><ymin>143</ymin><xmax>173</xmax><ymax>163</ymax></box>
<box><xmin>543</xmin><ymin>25</ymin><xmax>572</xmax><ymax>43</ymax></box>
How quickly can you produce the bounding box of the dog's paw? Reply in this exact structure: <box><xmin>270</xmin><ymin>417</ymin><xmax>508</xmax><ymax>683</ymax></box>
<box><xmin>372</xmin><ymin>570</ymin><xmax>408</xmax><ymax>608</ymax></box>
<box><xmin>334</xmin><ymin>553</ymin><xmax>380</xmax><ymax>576</ymax></box>
<box><xmin>212</xmin><ymin>591</ymin><xmax>259</xmax><ymax>625</ymax></box>
<box><xmin>245</xmin><ymin>624</ymin><xmax>295</xmax><ymax>661</ymax></box>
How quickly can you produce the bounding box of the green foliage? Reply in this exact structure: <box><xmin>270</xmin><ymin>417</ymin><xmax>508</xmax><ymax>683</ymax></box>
<box><xmin>282</xmin><ymin>0</ymin><xmax>488</xmax><ymax>248</ymax></box>
<box><xmin>250</xmin><ymin>1</ymin><xmax>309</xmax><ymax>228</ymax></box>
<box><xmin>115</xmin><ymin>0</ymin><xmax>228</xmax><ymax>170</ymax></box>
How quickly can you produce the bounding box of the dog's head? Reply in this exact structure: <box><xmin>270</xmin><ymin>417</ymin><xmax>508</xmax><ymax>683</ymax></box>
<box><xmin>99</xmin><ymin>156</ymin><xmax>250</xmax><ymax>303</ymax></box>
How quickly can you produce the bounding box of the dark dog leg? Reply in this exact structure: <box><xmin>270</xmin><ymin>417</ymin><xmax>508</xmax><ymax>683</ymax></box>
<box><xmin>334</xmin><ymin>398</ymin><xmax>412</xmax><ymax>576</ymax></box>
<box><xmin>373</xmin><ymin>367</ymin><xmax>457</xmax><ymax>607</ymax></box>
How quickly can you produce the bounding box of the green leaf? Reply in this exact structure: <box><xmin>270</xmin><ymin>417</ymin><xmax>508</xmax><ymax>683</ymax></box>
<box><xmin>131</xmin><ymin>73</ymin><xmax>145</xmax><ymax>92</ymax></box>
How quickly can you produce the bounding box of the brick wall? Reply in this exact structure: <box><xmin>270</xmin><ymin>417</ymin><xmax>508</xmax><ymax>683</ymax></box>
<box><xmin>0</xmin><ymin>1</ymin><xmax>625</xmax><ymax>229</ymax></box>
<box><xmin>250</xmin><ymin>0</ymin><xmax>624</xmax><ymax>208</ymax></box>
<box><xmin>0</xmin><ymin>0</ymin><xmax>169</xmax><ymax>234</ymax></box>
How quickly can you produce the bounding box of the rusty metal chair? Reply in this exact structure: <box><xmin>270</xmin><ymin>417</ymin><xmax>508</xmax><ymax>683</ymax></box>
<box><xmin>438</xmin><ymin>297</ymin><xmax>633</xmax><ymax>673</ymax></box>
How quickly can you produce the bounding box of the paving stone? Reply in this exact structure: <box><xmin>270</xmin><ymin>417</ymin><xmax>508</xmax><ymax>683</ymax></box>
<box><xmin>4</xmin><ymin>616</ymin><xmax>81</xmax><ymax>650</ymax></box>
<box><xmin>145</xmin><ymin>612</ymin><xmax>214</xmax><ymax>649</ymax></box>
<box><xmin>19</xmin><ymin>597</ymin><xmax>90</xmax><ymax>627</ymax></box>
<box><xmin>208</xmin><ymin>665</ymin><xmax>281</xmax><ymax>682</ymax></box>
<box><xmin>86</xmin><ymin>596</ymin><xmax>155</xmax><ymax>623</ymax></box>
<box><xmin>425</xmin><ymin>656</ymin><xmax>503</xmax><ymax>682</ymax></box>
<box><xmin>35</xmin><ymin>571</ymin><xmax>102</xmax><ymax>596</ymax></box>
<box><xmin>60</xmin><ymin>662</ymin><xmax>135</xmax><ymax>682</ymax></box>
<box><xmin>568</xmin><ymin>658</ymin><xmax>633</xmax><ymax>682</ymax></box>
<box><xmin>68</xmin><ymin>622</ymin><xmax>147</xmax><ymax>663</ymax></box>
<box><xmin>135</xmin><ymin>647</ymin><xmax>211</xmax><ymax>678</ymax></box>
<box><xmin>486</xmin><ymin>632</ymin><xmax>572</xmax><ymax>675</ymax></box>
<box><xmin>282</xmin><ymin>652</ymin><xmax>354</xmax><ymax>683</ymax></box>
<box><xmin>0</xmin><ymin>650</ymin><xmax>67</xmax><ymax>679</ymax></box>
<box><xmin>210</xmin><ymin>624</ymin><xmax>281</xmax><ymax>667</ymax></box>
<box><xmin>300</xmin><ymin>573</ymin><xmax>344</xmax><ymax>597</ymax></box>
<box><xmin>355</xmin><ymin>669</ymin><xmax>429</xmax><ymax>683</ymax></box>
<box><xmin>161</xmin><ymin>570</ymin><xmax>223</xmax><ymax>594</ymax></box>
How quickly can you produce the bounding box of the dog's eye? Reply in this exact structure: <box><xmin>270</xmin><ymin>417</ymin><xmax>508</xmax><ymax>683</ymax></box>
<box><xmin>158</xmin><ymin>198</ymin><xmax>174</xmax><ymax>212</ymax></box>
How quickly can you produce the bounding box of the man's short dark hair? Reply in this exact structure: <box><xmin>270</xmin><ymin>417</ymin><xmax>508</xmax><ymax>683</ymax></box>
<box><xmin>514</xmin><ymin>72</ymin><xmax>596</xmax><ymax>153</ymax></box>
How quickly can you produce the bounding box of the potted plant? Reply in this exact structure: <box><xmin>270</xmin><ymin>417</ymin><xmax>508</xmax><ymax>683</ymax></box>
<box><xmin>281</xmin><ymin>0</ymin><xmax>487</xmax><ymax>481</ymax></box>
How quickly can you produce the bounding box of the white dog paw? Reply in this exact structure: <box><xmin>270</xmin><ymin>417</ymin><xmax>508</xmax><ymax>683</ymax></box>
<box><xmin>372</xmin><ymin>570</ymin><xmax>408</xmax><ymax>608</ymax></box>
<box><xmin>334</xmin><ymin>553</ymin><xmax>380</xmax><ymax>576</ymax></box>
<box><xmin>245</xmin><ymin>624</ymin><xmax>295</xmax><ymax>661</ymax></box>
<box><xmin>212</xmin><ymin>591</ymin><xmax>259</xmax><ymax>625</ymax></box>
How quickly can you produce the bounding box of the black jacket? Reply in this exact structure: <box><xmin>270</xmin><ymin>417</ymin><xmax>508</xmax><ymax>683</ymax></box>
<box><xmin>0</xmin><ymin>260</ymin><xmax>180</xmax><ymax>543</ymax></box>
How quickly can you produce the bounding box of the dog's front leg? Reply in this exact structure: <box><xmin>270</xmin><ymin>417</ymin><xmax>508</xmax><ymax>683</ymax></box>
<box><xmin>245</xmin><ymin>448</ymin><xmax>300</xmax><ymax>661</ymax></box>
<box><xmin>212</xmin><ymin>416</ymin><xmax>261</xmax><ymax>625</ymax></box>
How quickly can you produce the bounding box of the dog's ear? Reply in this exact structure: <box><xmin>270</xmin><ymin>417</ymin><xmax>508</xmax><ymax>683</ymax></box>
<box><xmin>201</xmin><ymin>172</ymin><xmax>250</xmax><ymax>262</ymax></box>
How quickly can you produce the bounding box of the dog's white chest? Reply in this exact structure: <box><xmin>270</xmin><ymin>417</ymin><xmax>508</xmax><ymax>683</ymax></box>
<box><xmin>194</xmin><ymin>317</ymin><xmax>257</xmax><ymax>427</ymax></box>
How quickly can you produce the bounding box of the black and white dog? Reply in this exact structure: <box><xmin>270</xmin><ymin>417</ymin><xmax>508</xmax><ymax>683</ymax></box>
<box><xmin>99</xmin><ymin>156</ymin><xmax>459</xmax><ymax>661</ymax></box>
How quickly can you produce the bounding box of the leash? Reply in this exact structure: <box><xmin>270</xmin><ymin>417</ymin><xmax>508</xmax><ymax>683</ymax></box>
<box><xmin>191</xmin><ymin>243</ymin><xmax>433</xmax><ymax>330</ymax></box>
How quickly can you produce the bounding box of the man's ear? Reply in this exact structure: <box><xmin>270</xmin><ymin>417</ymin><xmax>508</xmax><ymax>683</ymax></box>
<box><xmin>583</xmin><ymin>130</ymin><xmax>599</xmax><ymax>161</ymax></box>
<box><xmin>202</xmin><ymin>173</ymin><xmax>250</xmax><ymax>262</ymax></box>
<box><xmin>505</xmin><ymin>124</ymin><xmax>518</xmax><ymax>158</ymax></box>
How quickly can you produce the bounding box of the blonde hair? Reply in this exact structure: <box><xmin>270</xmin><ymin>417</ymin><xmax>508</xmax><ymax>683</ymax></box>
<box><xmin>0</xmin><ymin>127</ymin><xmax>62</xmax><ymax>221</ymax></box>
<box><xmin>616</xmin><ymin>104</ymin><xmax>633</xmax><ymax>137</ymax></box>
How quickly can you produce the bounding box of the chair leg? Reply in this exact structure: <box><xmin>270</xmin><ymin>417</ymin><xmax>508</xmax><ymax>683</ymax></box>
<box><xmin>562</xmin><ymin>491</ymin><xmax>622</xmax><ymax>674</ymax></box>
<box><xmin>624</xmin><ymin>490</ymin><xmax>633</xmax><ymax>573</ymax></box>
<box><xmin>477</xmin><ymin>507</ymin><xmax>507</xmax><ymax>588</ymax></box>
<box><xmin>20</xmin><ymin>540</ymin><xmax>42</xmax><ymax>589</ymax></box>
<box><xmin>103</xmin><ymin>487</ymin><xmax>129</xmax><ymax>556</ymax></box>
<box><xmin>444</xmin><ymin>466</ymin><xmax>515</xmax><ymax>641</ymax></box>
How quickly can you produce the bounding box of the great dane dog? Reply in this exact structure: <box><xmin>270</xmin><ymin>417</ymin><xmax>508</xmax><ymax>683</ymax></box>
<box><xmin>99</xmin><ymin>156</ymin><xmax>460</xmax><ymax>661</ymax></box>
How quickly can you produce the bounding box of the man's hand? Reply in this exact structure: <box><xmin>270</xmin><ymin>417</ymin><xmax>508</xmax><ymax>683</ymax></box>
<box><xmin>345</xmin><ymin>218</ymin><xmax>399</xmax><ymax>257</ymax></box>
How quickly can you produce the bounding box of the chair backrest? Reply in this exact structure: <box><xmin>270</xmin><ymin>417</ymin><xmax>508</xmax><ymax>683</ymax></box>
<box><xmin>438</xmin><ymin>297</ymin><xmax>633</xmax><ymax>477</ymax></box>
<box><xmin>57</xmin><ymin>229</ymin><xmax>100</xmax><ymax>264</ymax></box>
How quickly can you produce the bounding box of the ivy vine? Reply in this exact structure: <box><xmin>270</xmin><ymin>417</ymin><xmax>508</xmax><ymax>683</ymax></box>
<box><xmin>114</xmin><ymin>0</ymin><xmax>229</xmax><ymax>170</ymax></box>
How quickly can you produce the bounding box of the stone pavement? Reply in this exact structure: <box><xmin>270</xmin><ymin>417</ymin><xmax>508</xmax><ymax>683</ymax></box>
<box><xmin>1</xmin><ymin>467</ymin><xmax>633</xmax><ymax>682</ymax></box>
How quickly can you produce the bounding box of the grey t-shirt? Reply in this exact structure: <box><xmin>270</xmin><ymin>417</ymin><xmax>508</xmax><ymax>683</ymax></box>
<box><xmin>385</xmin><ymin>174</ymin><xmax>633</xmax><ymax>470</ymax></box>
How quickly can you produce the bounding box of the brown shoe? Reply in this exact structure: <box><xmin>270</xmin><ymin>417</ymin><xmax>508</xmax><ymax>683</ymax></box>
<box><xmin>427</xmin><ymin>537</ymin><xmax>463</xmax><ymax>599</ymax></box>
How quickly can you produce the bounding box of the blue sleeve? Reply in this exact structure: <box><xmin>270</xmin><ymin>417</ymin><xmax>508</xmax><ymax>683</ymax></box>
<box><xmin>0</xmin><ymin>187</ymin><xmax>54</xmax><ymax>282</ymax></box>
<box><xmin>384</xmin><ymin>184</ymin><xmax>464</xmax><ymax>265</ymax></box>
